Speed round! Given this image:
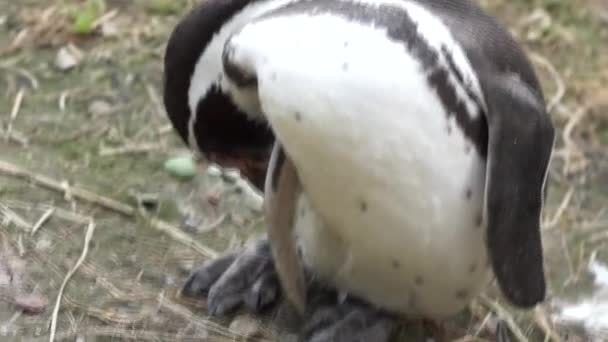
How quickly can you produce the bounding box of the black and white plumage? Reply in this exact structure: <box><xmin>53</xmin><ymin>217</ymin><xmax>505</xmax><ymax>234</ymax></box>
<box><xmin>163</xmin><ymin>0</ymin><xmax>555</xmax><ymax>338</ymax></box>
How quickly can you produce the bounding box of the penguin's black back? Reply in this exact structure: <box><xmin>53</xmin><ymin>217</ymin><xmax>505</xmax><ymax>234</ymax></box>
<box><xmin>417</xmin><ymin>0</ymin><xmax>543</xmax><ymax>97</ymax></box>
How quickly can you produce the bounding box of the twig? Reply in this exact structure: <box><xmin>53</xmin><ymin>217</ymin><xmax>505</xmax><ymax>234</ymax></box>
<box><xmin>563</xmin><ymin>106</ymin><xmax>590</xmax><ymax>148</ymax></box>
<box><xmin>0</xmin><ymin>160</ymin><xmax>218</xmax><ymax>258</ymax></box>
<box><xmin>145</xmin><ymin>211</ymin><xmax>218</xmax><ymax>259</ymax></box>
<box><xmin>0</xmin><ymin>128</ymin><xmax>29</xmax><ymax>146</ymax></box>
<box><xmin>0</xmin><ymin>160</ymin><xmax>134</xmax><ymax>216</ymax></box>
<box><xmin>157</xmin><ymin>293</ymin><xmax>267</xmax><ymax>339</ymax></box>
<box><xmin>157</xmin><ymin>124</ymin><xmax>174</xmax><ymax>135</ymax></box>
<box><xmin>199</xmin><ymin>213</ymin><xmax>227</xmax><ymax>233</ymax></box>
<box><xmin>474</xmin><ymin>312</ymin><xmax>493</xmax><ymax>337</ymax></box>
<box><xmin>36</xmin><ymin>327</ymin><xmax>204</xmax><ymax>342</ymax></box>
<box><xmin>479</xmin><ymin>295</ymin><xmax>529</xmax><ymax>342</ymax></box>
<box><xmin>58</xmin><ymin>91</ymin><xmax>68</xmax><ymax>112</ymax></box>
<box><xmin>560</xmin><ymin>105</ymin><xmax>591</xmax><ymax>175</ymax></box>
<box><xmin>561</xmin><ymin>231</ymin><xmax>576</xmax><ymax>284</ymax></box>
<box><xmin>530</xmin><ymin>53</ymin><xmax>566</xmax><ymax>113</ymax></box>
<box><xmin>452</xmin><ymin>337</ymin><xmax>493</xmax><ymax>342</ymax></box>
<box><xmin>0</xmin><ymin>202</ymin><xmax>32</xmax><ymax>230</ymax></box>
<box><xmin>15</xmin><ymin>67</ymin><xmax>39</xmax><ymax>90</ymax></box>
<box><xmin>62</xmin><ymin>295</ymin><xmax>156</xmax><ymax>325</ymax></box>
<box><xmin>92</xmin><ymin>9</ymin><xmax>119</xmax><ymax>29</ymax></box>
<box><xmin>544</xmin><ymin>186</ymin><xmax>574</xmax><ymax>229</ymax></box>
<box><xmin>31</xmin><ymin>208</ymin><xmax>54</xmax><ymax>236</ymax></box>
<box><xmin>146</xmin><ymin>83</ymin><xmax>166</xmax><ymax>119</ymax></box>
<box><xmin>5</xmin><ymin>89</ymin><xmax>25</xmax><ymax>142</ymax></box>
<box><xmin>41</xmin><ymin>125</ymin><xmax>106</xmax><ymax>144</ymax></box>
<box><xmin>49</xmin><ymin>219</ymin><xmax>96</xmax><ymax>342</ymax></box>
<box><xmin>98</xmin><ymin>142</ymin><xmax>165</xmax><ymax>156</ymax></box>
<box><xmin>533</xmin><ymin>307</ymin><xmax>563</xmax><ymax>342</ymax></box>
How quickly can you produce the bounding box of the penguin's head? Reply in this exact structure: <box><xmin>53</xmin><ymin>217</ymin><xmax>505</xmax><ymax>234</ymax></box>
<box><xmin>162</xmin><ymin>0</ymin><xmax>275</xmax><ymax>190</ymax></box>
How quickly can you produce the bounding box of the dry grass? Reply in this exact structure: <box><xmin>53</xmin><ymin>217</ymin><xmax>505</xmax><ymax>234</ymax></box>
<box><xmin>0</xmin><ymin>0</ymin><xmax>607</xmax><ymax>341</ymax></box>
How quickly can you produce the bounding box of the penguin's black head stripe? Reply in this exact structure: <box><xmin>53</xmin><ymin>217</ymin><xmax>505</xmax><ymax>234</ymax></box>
<box><xmin>193</xmin><ymin>85</ymin><xmax>274</xmax><ymax>161</ymax></box>
<box><xmin>163</xmin><ymin>0</ymin><xmax>265</xmax><ymax>147</ymax></box>
<box><xmin>163</xmin><ymin>0</ymin><xmax>275</xmax><ymax>176</ymax></box>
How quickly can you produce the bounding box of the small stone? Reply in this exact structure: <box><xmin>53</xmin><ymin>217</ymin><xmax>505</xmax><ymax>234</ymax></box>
<box><xmin>100</xmin><ymin>20</ymin><xmax>119</xmax><ymax>37</ymax></box>
<box><xmin>15</xmin><ymin>293</ymin><xmax>48</xmax><ymax>315</ymax></box>
<box><xmin>88</xmin><ymin>100</ymin><xmax>113</xmax><ymax>116</ymax></box>
<box><xmin>35</xmin><ymin>238</ymin><xmax>52</xmax><ymax>252</ymax></box>
<box><xmin>55</xmin><ymin>45</ymin><xmax>83</xmax><ymax>70</ymax></box>
<box><xmin>229</xmin><ymin>315</ymin><xmax>264</xmax><ymax>339</ymax></box>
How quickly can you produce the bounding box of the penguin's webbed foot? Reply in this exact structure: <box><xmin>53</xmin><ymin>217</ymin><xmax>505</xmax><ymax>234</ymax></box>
<box><xmin>302</xmin><ymin>297</ymin><xmax>397</xmax><ymax>342</ymax></box>
<box><xmin>181</xmin><ymin>239</ymin><xmax>280</xmax><ymax>316</ymax></box>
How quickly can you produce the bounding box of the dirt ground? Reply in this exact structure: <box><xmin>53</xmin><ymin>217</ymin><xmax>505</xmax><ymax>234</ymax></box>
<box><xmin>0</xmin><ymin>0</ymin><xmax>607</xmax><ymax>341</ymax></box>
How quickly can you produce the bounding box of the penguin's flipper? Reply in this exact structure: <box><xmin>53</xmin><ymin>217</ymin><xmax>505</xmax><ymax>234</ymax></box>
<box><xmin>482</xmin><ymin>73</ymin><xmax>555</xmax><ymax>308</ymax></box>
<box><xmin>264</xmin><ymin>143</ymin><xmax>307</xmax><ymax>315</ymax></box>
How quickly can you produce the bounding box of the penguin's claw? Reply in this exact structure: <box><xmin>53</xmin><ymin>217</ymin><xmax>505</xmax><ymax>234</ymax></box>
<box><xmin>302</xmin><ymin>299</ymin><xmax>396</xmax><ymax>342</ymax></box>
<box><xmin>182</xmin><ymin>239</ymin><xmax>281</xmax><ymax>317</ymax></box>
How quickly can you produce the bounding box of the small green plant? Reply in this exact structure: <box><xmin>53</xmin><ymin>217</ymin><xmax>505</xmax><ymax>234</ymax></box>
<box><xmin>72</xmin><ymin>0</ymin><xmax>106</xmax><ymax>35</ymax></box>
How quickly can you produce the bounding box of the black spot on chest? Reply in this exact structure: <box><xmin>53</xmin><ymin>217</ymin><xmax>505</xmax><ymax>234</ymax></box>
<box><xmin>455</xmin><ymin>289</ymin><xmax>469</xmax><ymax>300</ymax></box>
<box><xmin>163</xmin><ymin>0</ymin><xmax>267</xmax><ymax>146</ymax></box>
<box><xmin>359</xmin><ymin>200</ymin><xmax>368</xmax><ymax>212</ymax></box>
<box><xmin>466</xmin><ymin>188</ymin><xmax>472</xmax><ymax>199</ymax></box>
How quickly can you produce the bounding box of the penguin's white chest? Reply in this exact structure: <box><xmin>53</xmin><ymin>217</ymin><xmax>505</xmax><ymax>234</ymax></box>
<box><xmin>286</xmin><ymin>80</ymin><xmax>492</xmax><ymax>318</ymax></box>
<box><xmin>227</xmin><ymin>6</ymin><xmax>494</xmax><ymax>318</ymax></box>
<box><xmin>292</xmin><ymin>144</ymin><xmax>491</xmax><ymax>318</ymax></box>
<box><xmin>287</xmin><ymin>96</ymin><xmax>492</xmax><ymax>318</ymax></box>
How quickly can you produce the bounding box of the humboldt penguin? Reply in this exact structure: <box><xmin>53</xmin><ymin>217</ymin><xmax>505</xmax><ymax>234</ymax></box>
<box><xmin>163</xmin><ymin>0</ymin><xmax>555</xmax><ymax>340</ymax></box>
